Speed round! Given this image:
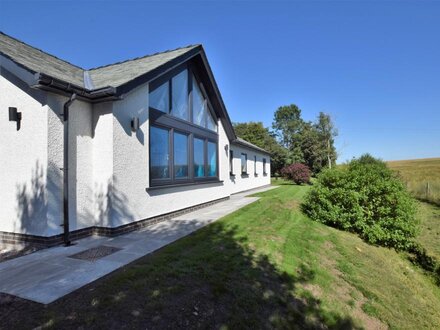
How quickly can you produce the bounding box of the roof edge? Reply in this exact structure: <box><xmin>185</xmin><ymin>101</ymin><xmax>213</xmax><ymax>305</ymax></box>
<box><xmin>231</xmin><ymin>138</ymin><xmax>271</xmax><ymax>155</ymax></box>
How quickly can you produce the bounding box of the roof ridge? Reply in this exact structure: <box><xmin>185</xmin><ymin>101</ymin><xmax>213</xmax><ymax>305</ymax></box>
<box><xmin>0</xmin><ymin>31</ymin><xmax>85</xmax><ymax>71</ymax></box>
<box><xmin>88</xmin><ymin>44</ymin><xmax>201</xmax><ymax>71</ymax></box>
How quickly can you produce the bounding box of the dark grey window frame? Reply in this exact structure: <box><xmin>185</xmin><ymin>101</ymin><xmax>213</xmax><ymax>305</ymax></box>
<box><xmin>148</xmin><ymin>62</ymin><xmax>220</xmax><ymax>188</ymax></box>
<box><xmin>254</xmin><ymin>155</ymin><xmax>258</xmax><ymax>176</ymax></box>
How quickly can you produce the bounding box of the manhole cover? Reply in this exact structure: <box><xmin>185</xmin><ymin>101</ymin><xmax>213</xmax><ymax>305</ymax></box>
<box><xmin>68</xmin><ymin>245</ymin><xmax>121</xmax><ymax>262</ymax></box>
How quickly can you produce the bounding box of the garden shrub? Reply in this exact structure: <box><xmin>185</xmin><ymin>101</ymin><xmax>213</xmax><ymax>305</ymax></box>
<box><xmin>302</xmin><ymin>154</ymin><xmax>418</xmax><ymax>250</ymax></box>
<box><xmin>281</xmin><ymin>163</ymin><xmax>311</xmax><ymax>185</ymax></box>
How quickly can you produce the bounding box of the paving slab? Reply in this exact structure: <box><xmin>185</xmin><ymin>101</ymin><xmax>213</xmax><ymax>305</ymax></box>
<box><xmin>0</xmin><ymin>185</ymin><xmax>277</xmax><ymax>304</ymax></box>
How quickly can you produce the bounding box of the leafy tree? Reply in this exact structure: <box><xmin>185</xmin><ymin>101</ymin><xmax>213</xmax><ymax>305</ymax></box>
<box><xmin>272</xmin><ymin>104</ymin><xmax>305</xmax><ymax>163</ymax></box>
<box><xmin>315</xmin><ymin>112</ymin><xmax>338</xmax><ymax>169</ymax></box>
<box><xmin>281</xmin><ymin>163</ymin><xmax>311</xmax><ymax>185</ymax></box>
<box><xmin>233</xmin><ymin>122</ymin><xmax>287</xmax><ymax>175</ymax></box>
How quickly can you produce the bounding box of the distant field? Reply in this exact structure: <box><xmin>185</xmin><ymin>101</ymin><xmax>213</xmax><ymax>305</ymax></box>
<box><xmin>387</xmin><ymin>158</ymin><xmax>440</xmax><ymax>205</ymax></box>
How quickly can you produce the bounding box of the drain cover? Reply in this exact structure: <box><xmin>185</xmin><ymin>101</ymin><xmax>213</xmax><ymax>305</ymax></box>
<box><xmin>68</xmin><ymin>245</ymin><xmax>121</xmax><ymax>262</ymax></box>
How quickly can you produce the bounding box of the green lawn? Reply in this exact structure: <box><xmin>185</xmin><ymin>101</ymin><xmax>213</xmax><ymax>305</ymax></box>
<box><xmin>2</xmin><ymin>183</ymin><xmax>440</xmax><ymax>329</ymax></box>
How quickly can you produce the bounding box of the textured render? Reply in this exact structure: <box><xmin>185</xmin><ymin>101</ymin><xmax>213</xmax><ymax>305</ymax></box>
<box><xmin>0</xmin><ymin>186</ymin><xmax>277</xmax><ymax>304</ymax></box>
<box><xmin>0</xmin><ymin>62</ymin><xmax>49</xmax><ymax>236</ymax></box>
<box><xmin>228</xmin><ymin>143</ymin><xmax>271</xmax><ymax>194</ymax></box>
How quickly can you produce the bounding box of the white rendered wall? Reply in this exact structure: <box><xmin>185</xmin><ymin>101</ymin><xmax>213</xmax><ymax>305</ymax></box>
<box><xmin>0</xmin><ymin>66</ymin><xmax>50</xmax><ymax>236</ymax></box>
<box><xmin>228</xmin><ymin>144</ymin><xmax>271</xmax><ymax>195</ymax></box>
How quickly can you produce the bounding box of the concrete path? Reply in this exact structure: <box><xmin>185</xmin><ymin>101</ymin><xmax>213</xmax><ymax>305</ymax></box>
<box><xmin>0</xmin><ymin>186</ymin><xmax>277</xmax><ymax>304</ymax></box>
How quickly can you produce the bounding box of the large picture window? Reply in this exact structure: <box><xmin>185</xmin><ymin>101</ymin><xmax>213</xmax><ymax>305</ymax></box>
<box><xmin>148</xmin><ymin>63</ymin><xmax>219</xmax><ymax>187</ymax></box>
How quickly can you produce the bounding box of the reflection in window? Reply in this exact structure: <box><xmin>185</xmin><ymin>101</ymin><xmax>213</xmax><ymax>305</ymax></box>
<box><xmin>174</xmin><ymin>132</ymin><xmax>188</xmax><ymax>178</ymax></box>
<box><xmin>194</xmin><ymin>138</ymin><xmax>205</xmax><ymax>177</ymax></box>
<box><xmin>192</xmin><ymin>77</ymin><xmax>206</xmax><ymax>127</ymax></box>
<box><xmin>241</xmin><ymin>153</ymin><xmax>247</xmax><ymax>174</ymax></box>
<box><xmin>263</xmin><ymin>158</ymin><xmax>267</xmax><ymax>174</ymax></box>
<box><xmin>150</xmin><ymin>126</ymin><xmax>170</xmax><ymax>179</ymax></box>
<box><xmin>171</xmin><ymin>70</ymin><xmax>188</xmax><ymax>120</ymax></box>
<box><xmin>206</xmin><ymin>109</ymin><xmax>217</xmax><ymax>131</ymax></box>
<box><xmin>207</xmin><ymin>142</ymin><xmax>217</xmax><ymax>177</ymax></box>
<box><xmin>149</xmin><ymin>82</ymin><xmax>169</xmax><ymax>113</ymax></box>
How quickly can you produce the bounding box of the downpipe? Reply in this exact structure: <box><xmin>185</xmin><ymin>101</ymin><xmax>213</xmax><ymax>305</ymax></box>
<box><xmin>62</xmin><ymin>93</ymin><xmax>77</xmax><ymax>246</ymax></box>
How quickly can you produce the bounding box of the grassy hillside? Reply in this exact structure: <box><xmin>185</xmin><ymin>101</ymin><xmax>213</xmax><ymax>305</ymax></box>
<box><xmin>2</xmin><ymin>183</ymin><xmax>440</xmax><ymax>329</ymax></box>
<box><xmin>387</xmin><ymin>157</ymin><xmax>440</xmax><ymax>205</ymax></box>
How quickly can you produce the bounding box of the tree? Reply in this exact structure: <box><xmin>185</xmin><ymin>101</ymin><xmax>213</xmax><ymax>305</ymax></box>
<box><xmin>233</xmin><ymin>122</ymin><xmax>287</xmax><ymax>175</ymax></box>
<box><xmin>315</xmin><ymin>112</ymin><xmax>338</xmax><ymax>169</ymax></box>
<box><xmin>272</xmin><ymin>104</ymin><xmax>304</xmax><ymax>163</ymax></box>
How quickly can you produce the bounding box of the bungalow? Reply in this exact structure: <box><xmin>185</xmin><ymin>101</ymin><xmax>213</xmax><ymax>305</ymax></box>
<box><xmin>0</xmin><ymin>32</ymin><xmax>270</xmax><ymax>247</ymax></box>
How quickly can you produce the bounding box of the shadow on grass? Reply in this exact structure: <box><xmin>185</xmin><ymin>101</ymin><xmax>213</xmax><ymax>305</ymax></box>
<box><xmin>1</xmin><ymin>219</ymin><xmax>360</xmax><ymax>329</ymax></box>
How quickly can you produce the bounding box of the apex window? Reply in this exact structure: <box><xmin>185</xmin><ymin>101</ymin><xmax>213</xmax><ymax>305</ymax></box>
<box><xmin>149</xmin><ymin>63</ymin><xmax>219</xmax><ymax>187</ymax></box>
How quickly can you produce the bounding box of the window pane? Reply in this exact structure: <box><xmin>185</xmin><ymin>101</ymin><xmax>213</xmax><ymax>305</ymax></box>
<box><xmin>207</xmin><ymin>142</ymin><xmax>217</xmax><ymax>177</ymax></box>
<box><xmin>150</xmin><ymin>126</ymin><xmax>169</xmax><ymax>179</ymax></box>
<box><xmin>192</xmin><ymin>77</ymin><xmax>206</xmax><ymax>126</ymax></box>
<box><xmin>206</xmin><ymin>109</ymin><xmax>217</xmax><ymax>131</ymax></box>
<box><xmin>149</xmin><ymin>82</ymin><xmax>169</xmax><ymax>113</ymax></box>
<box><xmin>263</xmin><ymin>158</ymin><xmax>267</xmax><ymax>173</ymax></box>
<box><xmin>171</xmin><ymin>70</ymin><xmax>189</xmax><ymax>121</ymax></box>
<box><xmin>241</xmin><ymin>153</ymin><xmax>247</xmax><ymax>174</ymax></box>
<box><xmin>194</xmin><ymin>138</ymin><xmax>205</xmax><ymax>177</ymax></box>
<box><xmin>229</xmin><ymin>150</ymin><xmax>233</xmax><ymax>174</ymax></box>
<box><xmin>174</xmin><ymin>132</ymin><xmax>188</xmax><ymax>178</ymax></box>
<box><xmin>254</xmin><ymin>155</ymin><xmax>257</xmax><ymax>173</ymax></box>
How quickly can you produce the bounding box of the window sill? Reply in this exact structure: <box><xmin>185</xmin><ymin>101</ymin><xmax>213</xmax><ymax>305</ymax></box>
<box><xmin>241</xmin><ymin>173</ymin><xmax>249</xmax><ymax>178</ymax></box>
<box><xmin>146</xmin><ymin>180</ymin><xmax>223</xmax><ymax>191</ymax></box>
<box><xmin>263</xmin><ymin>173</ymin><xmax>268</xmax><ymax>176</ymax></box>
<box><xmin>229</xmin><ymin>173</ymin><xmax>236</xmax><ymax>177</ymax></box>
<box><xmin>254</xmin><ymin>173</ymin><xmax>258</xmax><ymax>177</ymax></box>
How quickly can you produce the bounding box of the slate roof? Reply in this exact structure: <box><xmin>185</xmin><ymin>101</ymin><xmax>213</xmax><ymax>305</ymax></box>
<box><xmin>0</xmin><ymin>31</ymin><xmax>199</xmax><ymax>90</ymax></box>
<box><xmin>232</xmin><ymin>137</ymin><xmax>271</xmax><ymax>155</ymax></box>
<box><xmin>0</xmin><ymin>31</ymin><xmax>270</xmax><ymax>155</ymax></box>
<box><xmin>0</xmin><ymin>32</ymin><xmax>84</xmax><ymax>86</ymax></box>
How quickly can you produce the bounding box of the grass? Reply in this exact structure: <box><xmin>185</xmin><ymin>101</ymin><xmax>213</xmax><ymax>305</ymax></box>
<box><xmin>416</xmin><ymin>201</ymin><xmax>440</xmax><ymax>261</ymax></box>
<box><xmin>2</xmin><ymin>183</ymin><xmax>440</xmax><ymax>329</ymax></box>
<box><xmin>387</xmin><ymin>158</ymin><xmax>440</xmax><ymax>205</ymax></box>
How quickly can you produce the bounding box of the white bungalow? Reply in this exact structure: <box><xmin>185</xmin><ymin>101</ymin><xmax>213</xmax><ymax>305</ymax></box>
<box><xmin>0</xmin><ymin>32</ymin><xmax>270</xmax><ymax>246</ymax></box>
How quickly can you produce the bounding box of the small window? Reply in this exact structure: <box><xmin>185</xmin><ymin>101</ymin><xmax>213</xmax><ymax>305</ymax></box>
<box><xmin>263</xmin><ymin>158</ymin><xmax>267</xmax><ymax>174</ymax></box>
<box><xmin>207</xmin><ymin>141</ymin><xmax>217</xmax><ymax>177</ymax></box>
<box><xmin>194</xmin><ymin>137</ymin><xmax>205</xmax><ymax>178</ymax></box>
<box><xmin>229</xmin><ymin>150</ymin><xmax>234</xmax><ymax>175</ymax></box>
<box><xmin>174</xmin><ymin>132</ymin><xmax>189</xmax><ymax>179</ymax></box>
<box><xmin>241</xmin><ymin>153</ymin><xmax>247</xmax><ymax>174</ymax></box>
<box><xmin>150</xmin><ymin>126</ymin><xmax>170</xmax><ymax>179</ymax></box>
<box><xmin>149</xmin><ymin>82</ymin><xmax>169</xmax><ymax>113</ymax></box>
<box><xmin>171</xmin><ymin>69</ymin><xmax>189</xmax><ymax>121</ymax></box>
<box><xmin>254</xmin><ymin>155</ymin><xmax>257</xmax><ymax>174</ymax></box>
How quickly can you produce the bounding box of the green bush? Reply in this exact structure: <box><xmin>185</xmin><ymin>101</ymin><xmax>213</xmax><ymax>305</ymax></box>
<box><xmin>302</xmin><ymin>154</ymin><xmax>418</xmax><ymax>250</ymax></box>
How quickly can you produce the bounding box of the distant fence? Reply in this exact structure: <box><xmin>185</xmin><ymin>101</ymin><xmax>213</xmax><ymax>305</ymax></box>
<box><xmin>405</xmin><ymin>181</ymin><xmax>440</xmax><ymax>206</ymax></box>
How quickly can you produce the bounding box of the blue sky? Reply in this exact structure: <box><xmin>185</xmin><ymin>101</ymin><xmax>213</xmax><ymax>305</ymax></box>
<box><xmin>1</xmin><ymin>1</ymin><xmax>439</xmax><ymax>162</ymax></box>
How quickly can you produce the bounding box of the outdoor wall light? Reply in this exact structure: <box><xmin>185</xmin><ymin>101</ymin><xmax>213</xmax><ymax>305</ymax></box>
<box><xmin>131</xmin><ymin>117</ymin><xmax>139</xmax><ymax>132</ymax></box>
<box><xmin>9</xmin><ymin>107</ymin><xmax>22</xmax><ymax>131</ymax></box>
